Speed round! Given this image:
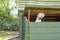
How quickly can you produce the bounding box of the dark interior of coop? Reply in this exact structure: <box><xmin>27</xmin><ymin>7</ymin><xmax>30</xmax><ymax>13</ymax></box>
<box><xmin>24</xmin><ymin>8</ymin><xmax>60</xmax><ymax>22</ymax></box>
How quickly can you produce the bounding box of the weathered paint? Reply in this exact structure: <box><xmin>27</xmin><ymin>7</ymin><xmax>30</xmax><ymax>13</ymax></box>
<box><xmin>19</xmin><ymin>12</ymin><xmax>60</xmax><ymax>40</ymax></box>
<box><xmin>24</xmin><ymin>15</ymin><xmax>60</xmax><ymax>40</ymax></box>
<box><xmin>18</xmin><ymin>7</ymin><xmax>60</xmax><ymax>40</ymax></box>
<box><xmin>18</xmin><ymin>13</ymin><xmax>60</xmax><ymax>40</ymax></box>
<box><xmin>29</xmin><ymin>22</ymin><xmax>60</xmax><ymax>40</ymax></box>
<box><xmin>18</xmin><ymin>11</ymin><xmax>25</xmax><ymax>40</ymax></box>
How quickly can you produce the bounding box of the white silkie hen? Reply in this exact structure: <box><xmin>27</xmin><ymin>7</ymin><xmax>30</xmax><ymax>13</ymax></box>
<box><xmin>35</xmin><ymin>13</ymin><xmax>45</xmax><ymax>22</ymax></box>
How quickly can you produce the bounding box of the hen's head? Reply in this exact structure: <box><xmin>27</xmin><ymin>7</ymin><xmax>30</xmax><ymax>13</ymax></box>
<box><xmin>37</xmin><ymin>13</ymin><xmax>45</xmax><ymax>19</ymax></box>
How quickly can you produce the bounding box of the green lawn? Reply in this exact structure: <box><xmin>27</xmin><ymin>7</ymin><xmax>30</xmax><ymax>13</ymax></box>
<box><xmin>0</xmin><ymin>31</ymin><xmax>18</xmax><ymax>40</ymax></box>
<box><xmin>0</xmin><ymin>36</ymin><xmax>4</xmax><ymax>40</ymax></box>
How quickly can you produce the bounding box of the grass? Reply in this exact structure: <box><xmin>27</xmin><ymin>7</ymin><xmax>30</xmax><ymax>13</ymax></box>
<box><xmin>0</xmin><ymin>36</ymin><xmax>5</xmax><ymax>40</ymax></box>
<box><xmin>0</xmin><ymin>31</ymin><xmax>18</xmax><ymax>34</ymax></box>
<box><xmin>0</xmin><ymin>31</ymin><xmax>18</xmax><ymax>40</ymax></box>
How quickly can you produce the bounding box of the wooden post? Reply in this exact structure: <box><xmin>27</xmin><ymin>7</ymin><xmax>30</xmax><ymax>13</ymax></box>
<box><xmin>28</xmin><ymin>9</ymin><xmax>31</xmax><ymax>40</ymax></box>
<box><xmin>18</xmin><ymin>10</ymin><xmax>23</xmax><ymax>40</ymax></box>
<box><xmin>28</xmin><ymin>9</ymin><xmax>30</xmax><ymax>22</ymax></box>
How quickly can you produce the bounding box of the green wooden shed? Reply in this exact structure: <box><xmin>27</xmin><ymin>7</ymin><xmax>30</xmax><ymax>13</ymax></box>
<box><xmin>18</xmin><ymin>1</ymin><xmax>60</xmax><ymax>40</ymax></box>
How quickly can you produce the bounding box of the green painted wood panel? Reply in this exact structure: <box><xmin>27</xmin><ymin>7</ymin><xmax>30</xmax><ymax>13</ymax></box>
<box><xmin>25</xmin><ymin>18</ymin><xmax>60</xmax><ymax>40</ymax></box>
<box><xmin>18</xmin><ymin>11</ymin><xmax>23</xmax><ymax>40</ymax></box>
<box><xmin>30</xmin><ymin>22</ymin><xmax>60</xmax><ymax>28</ymax></box>
<box><xmin>29</xmin><ymin>28</ymin><xmax>60</xmax><ymax>40</ymax></box>
<box><xmin>30</xmin><ymin>28</ymin><xmax>60</xmax><ymax>33</ymax></box>
<box><xmin>29</xmin><ymin>22</ymin><xmax>60</xmax><ymax>40</ymax></box>
<box><xmin>31</xmin><ymin>34</ymin><xmax>60</xmax><ymax>39</ymax></box>
<box><xmin>25</xmin><ymin>17</ymin><xmax>29</xmax><ymax>40</ymax></box>
<box><xmin>21</xmin><ymin>0</ymin><xmax>60</xmax><ymax>1</ymax></box>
